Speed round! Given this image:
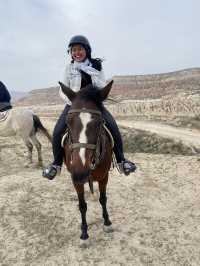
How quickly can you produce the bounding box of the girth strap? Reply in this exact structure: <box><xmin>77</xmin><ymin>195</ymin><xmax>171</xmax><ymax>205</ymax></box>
<box><xmin>69</xmin><ymin>143</ymin><xmax>96</xmax><ymax>150</ymax></box>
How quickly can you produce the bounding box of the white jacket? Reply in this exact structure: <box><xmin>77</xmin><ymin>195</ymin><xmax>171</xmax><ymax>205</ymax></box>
<box><xmin>59</xmin><ymin>59</ymin><xmax>106</xmax><ymax>105</ymax></box>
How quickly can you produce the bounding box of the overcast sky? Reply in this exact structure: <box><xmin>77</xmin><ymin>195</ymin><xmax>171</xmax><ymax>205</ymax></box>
<box><xmin>1</xmin><ymin>0</ymin><xmax>200</xmax><ymax>92</ymax></box>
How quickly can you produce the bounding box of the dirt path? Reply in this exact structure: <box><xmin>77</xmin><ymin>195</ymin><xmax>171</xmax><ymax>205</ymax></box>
<box><xmin>118</xmin><ymin>120</ymin><xmax>200</xmax><ymax>147</ymax></box>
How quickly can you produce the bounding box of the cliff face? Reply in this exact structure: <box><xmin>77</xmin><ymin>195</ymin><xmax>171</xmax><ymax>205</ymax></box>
<box><xmin>111</xmin><ymin>68</ymin><xmax>200</xmax><ymax>99</ymax></box>
<box><xmin>15</xmin><ymin>68</ymin><xmax>200</xmax><ymax>106</ymax></box>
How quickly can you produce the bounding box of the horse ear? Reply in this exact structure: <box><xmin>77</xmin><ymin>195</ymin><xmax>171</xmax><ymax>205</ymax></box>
<box><xmin>58</xmin><ymin>81</ymin><xmax>76</xmax><ymax>101</ymax></box>
<box><xmin>100</xmin><ymin>80</ymin><xmax>114</xmax><ymax>101</ymax></box>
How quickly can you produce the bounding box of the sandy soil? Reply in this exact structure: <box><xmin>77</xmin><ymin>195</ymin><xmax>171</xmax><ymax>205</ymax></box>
<box><xmin>0</xmin><ymin>119</ymin><xmax>200</xmax><ymax>265</ymax></box>
<box><xmin>118</xmin><ymin>120</ymin><xmax>200</xmax><ymax>148</ymax></box>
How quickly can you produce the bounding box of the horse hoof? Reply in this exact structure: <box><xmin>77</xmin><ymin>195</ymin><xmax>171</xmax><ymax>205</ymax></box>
<box><xmin>79</xmin><ymin>238</ymin><xmax>90</xmax><ymax>248</ymax></box>
<box><xmin>103</xmin><ymin>224</ymin><xmax>113</xmax><ymax>233</ymax></box>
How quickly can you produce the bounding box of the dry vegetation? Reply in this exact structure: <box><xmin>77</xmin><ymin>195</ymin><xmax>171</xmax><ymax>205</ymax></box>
<box><xmin>109</xmin><ymin>94</ymin><xmax>200</xmax><ymax>124</ymax></box>
<box><xmin>121</xmin><ymin>126</ymin><xmax>200</xmax><ymax>155</ymax></box>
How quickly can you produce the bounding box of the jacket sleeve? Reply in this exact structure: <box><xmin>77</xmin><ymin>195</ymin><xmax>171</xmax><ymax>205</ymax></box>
<box><xmin>94</xmin><ymin>68</ymin><xmax>106</xmax><ymax>88</ymax></box>
<box><xmin>59</xmin><ymin>65</ymin><xmax>70</xmax><ymax>101</ymax></box>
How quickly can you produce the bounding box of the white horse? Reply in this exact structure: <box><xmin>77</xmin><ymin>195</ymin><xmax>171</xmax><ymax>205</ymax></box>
<box><xmin>0</xmin><ymin>108</ymin><xmax>52</xmax><ymax>167</ymax></box>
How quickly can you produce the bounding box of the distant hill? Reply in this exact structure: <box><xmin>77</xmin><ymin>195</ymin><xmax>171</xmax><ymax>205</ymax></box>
<box><xmin>11</xmin><ymin>90</ymin><xmax>27</xmax><ymax>101</ymax></box>
<box><xmin>15</xmin><ymin>68</ymin><xmax>200</xmax><ymax>106</ymax></box>
<box><xmin>112</xmin><ymin>68</ymin><xmax>200</xmax><ymax>100</ymax></box>
<box><xmin>14</xmin><ymin>87</ymin><xmax>61</xmax><ymax>106</ymax></box>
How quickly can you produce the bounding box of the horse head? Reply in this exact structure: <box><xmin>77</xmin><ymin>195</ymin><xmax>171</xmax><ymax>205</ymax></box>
<box><xmin>59</xmin><ymin>81</ymin><xmax>113</xmax><ymax>184</ymax></box>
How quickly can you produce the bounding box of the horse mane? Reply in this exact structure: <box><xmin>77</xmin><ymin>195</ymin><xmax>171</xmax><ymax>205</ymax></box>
<box><xmin>77</xmin><ymin>85</ymin><xmax>103</xmax><ymax>110</ymax></box>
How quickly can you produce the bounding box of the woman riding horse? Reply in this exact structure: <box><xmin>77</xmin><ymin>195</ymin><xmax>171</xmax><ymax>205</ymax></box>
<box><xmin>43</xmin><ymin>35</ymin><xmax>136</xmax><ymax>179</ymax></box>
<box><xmin>0</xmin><ymin>81</ymin><xmax>12</xmax><ymax>112</ymax></box>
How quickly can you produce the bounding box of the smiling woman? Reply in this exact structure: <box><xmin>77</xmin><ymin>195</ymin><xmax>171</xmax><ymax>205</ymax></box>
<box><xmin>43</xmin><ymin>35</ymin><xmax>136</xmax><ymax>180</ymax></box>
<box><xmin>71</xmin><ymin>44</ymin><xmax>87</xmax><ymax>63</ymax></box>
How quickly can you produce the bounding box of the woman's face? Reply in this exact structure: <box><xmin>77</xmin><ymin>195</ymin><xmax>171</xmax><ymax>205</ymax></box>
<box><xmin>71</xmin><ymin>44</ymin><xmax>87</xmax><ymax>62</ymax></box>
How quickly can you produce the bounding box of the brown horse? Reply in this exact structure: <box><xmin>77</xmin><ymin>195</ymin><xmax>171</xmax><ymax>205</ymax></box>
<box><xmin>59</xmin><ymin>80</ymin><xmax>114</xmax><ymax>245</ymax></box>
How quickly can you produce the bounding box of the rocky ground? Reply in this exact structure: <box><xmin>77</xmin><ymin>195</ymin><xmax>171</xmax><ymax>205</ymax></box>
<box><xmin>0</xmin><ymin>118</ymin><xmax>200</xmax><ymax>265</ymax></box>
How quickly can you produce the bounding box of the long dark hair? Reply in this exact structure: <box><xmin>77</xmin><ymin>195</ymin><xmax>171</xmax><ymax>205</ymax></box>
<box><xmin>90</xmin><ymin>58</ymin><xmax>102</xmax><ymax>71</ymax></box>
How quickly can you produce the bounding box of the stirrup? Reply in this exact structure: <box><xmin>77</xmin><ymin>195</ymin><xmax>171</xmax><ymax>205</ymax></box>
<box><xmin>42</xmin><ymin>164</ymin><xmax>61</xmax><ymax>180</ymax></box>
<box><xmin>120</xmin><ymin>160</ymin><xmax>137</xmax><ymax>176</ymax></box>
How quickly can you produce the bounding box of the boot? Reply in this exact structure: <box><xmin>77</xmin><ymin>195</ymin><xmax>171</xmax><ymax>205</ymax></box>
<box><xmin>42</xmin><ymin>164</ymin><xmax>61</xmax><ymax>180</ymax></box>
<box><xmin>119</xmin><ymin>160</ymin><xmax>137</xmax><ymax>175</ymax></box>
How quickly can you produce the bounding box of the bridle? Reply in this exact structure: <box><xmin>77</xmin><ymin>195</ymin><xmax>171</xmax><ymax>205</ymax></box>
<box><xmin>67</xmin><ymin>108</ymin><xmax>105</xmax><ymax>169</ymax></box>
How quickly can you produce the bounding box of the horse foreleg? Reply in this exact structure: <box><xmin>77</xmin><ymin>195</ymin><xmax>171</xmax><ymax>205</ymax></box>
<box><xmin>30</xmin><ymin>135</ymin><xmax>43</xmax><ymax>167</ymax></box>
<box><xmin>98</xmin><ymin>176</ymin><xmax>112</xmax><ymax>231</ymax></box>
<box><xmin>75</xmin><ymin>185</ymin><xmax>89</xmax><ymax>242</ymax></box>
<box><xmin>99</xmin><ymin>191</ymin><xmax>112</xmax><ymax>227</ymax></box>
<box><xmin>24</xmin><ymin>139</ymin><xmax>33</xmax><ymax>166</ymax></box>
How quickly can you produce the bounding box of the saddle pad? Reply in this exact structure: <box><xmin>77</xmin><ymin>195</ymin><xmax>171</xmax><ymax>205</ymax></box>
<box><xmin>0</xmin><ymin>110</ymin><xmax>10</xmax><ymax>122</ymax></box>
<box><xmin>61</xmin><ymin>125</ymin><xmax>114</xmax><ymax>148</ymax></box>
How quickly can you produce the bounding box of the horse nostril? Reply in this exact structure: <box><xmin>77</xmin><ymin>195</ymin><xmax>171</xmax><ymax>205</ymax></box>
<box><xmin>90</xmin><ymin>163</ymin><xmax>95</xmax><ymax>170</ymax></box>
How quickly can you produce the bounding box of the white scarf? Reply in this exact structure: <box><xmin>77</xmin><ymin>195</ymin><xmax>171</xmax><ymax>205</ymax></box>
<box><xmin>60</xmin><ymin>58</ymin><xmax>106</xmax><ymax>104</ymax></box>
<box><xmin>72</xmin><ymin>59</ymin><xmax>100</xmax><ymax>76</ymax></box>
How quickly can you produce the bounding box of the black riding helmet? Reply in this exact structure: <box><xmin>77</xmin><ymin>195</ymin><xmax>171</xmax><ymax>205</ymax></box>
<box><xmin>68</xmin><ymin>35</ymin><xmax>92</xmax><ymax>58</ymax></box>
